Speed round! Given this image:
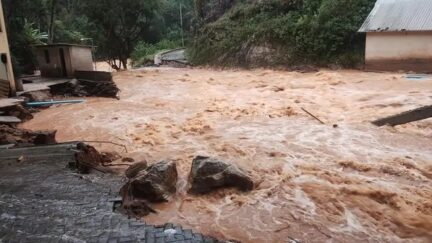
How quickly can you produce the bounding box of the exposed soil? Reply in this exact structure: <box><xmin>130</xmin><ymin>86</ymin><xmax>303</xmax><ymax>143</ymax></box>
<box><xmin>22</xmin><ymin>67</ymin><xmax>432</xmax><ymax>242</ymax></box>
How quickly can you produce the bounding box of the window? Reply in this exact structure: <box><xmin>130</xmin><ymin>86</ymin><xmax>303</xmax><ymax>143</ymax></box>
<box><xmin>1</xmin><ymin>54</ymin><xmax>7</xmax><ymax>64</ymax></box>
<box><xmin>44</xmin><ymin>50</ymin><xmax>50</xmax><ymax>63</ymax></box>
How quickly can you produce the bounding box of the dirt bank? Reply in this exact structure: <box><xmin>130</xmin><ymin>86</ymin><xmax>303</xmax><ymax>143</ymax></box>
<box><xmin>22</xmin><ymin>68</ymin><xmax>432</xmax><ymax>242</ymax></box>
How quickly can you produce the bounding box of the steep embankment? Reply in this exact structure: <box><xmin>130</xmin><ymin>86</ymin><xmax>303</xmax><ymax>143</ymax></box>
<box><xmin>189</xmin><ymin>0</ymin><xmax>376</xmax><ymax>68</ymax></box>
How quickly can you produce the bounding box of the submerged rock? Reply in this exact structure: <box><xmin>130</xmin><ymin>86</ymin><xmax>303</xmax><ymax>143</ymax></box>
<box><xmin>126</xmin><ymin>160</ymin><xmax>178</xmax><ymax>202</ymax></box>
<box><xmin>188</xmin><ymin>156</ymin><xmax>254</xmax><ymax>194</ymax></box>
<box><xmin>125</xmin><ymin>161</ymin><xmax>148</xmax><ymax>179</ymax></box>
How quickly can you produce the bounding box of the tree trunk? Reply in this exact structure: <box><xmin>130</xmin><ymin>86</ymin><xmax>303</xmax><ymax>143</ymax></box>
<box><xmin>372</xmin><ymin>105</ymin><xmax>432</xmax><ymax>127</ymax></box>
<box><xmin>121</xmin><ymin>59</ymin><xmax>127</xmax><ymax>70</ymax></box>
<box><xmin>195</xmin><ymin>0</ymin><xmax>204</xmax><ymax>19</ymax></box>
<box><xmin>48</xmin><ymin>0</ymin><xmax>57</xmax><ymax>44</ymax></box>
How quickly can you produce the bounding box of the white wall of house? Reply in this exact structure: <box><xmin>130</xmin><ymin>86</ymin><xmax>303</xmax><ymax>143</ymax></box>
<box><xmin>365</xmin><ymin>31</ymin><xmax>432</xmax><ymax>72</ymax></box>
<box><xmin>70</xmin><ymin>47</ymin><xmax>93</xmax><ymax>72</ymax></box>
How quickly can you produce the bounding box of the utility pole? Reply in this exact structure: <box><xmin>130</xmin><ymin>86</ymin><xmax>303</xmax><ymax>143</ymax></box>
<box><xmin>180</xmin><ymin>1</ymin><xmax>184</xmax><ymax>47</ymax></box>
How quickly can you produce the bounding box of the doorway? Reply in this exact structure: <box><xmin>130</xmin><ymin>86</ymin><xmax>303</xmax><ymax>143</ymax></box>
<box><xmin>59</xmin><ymin>48</ymin><xmax>67</xmax><ymax>77</ymax></box>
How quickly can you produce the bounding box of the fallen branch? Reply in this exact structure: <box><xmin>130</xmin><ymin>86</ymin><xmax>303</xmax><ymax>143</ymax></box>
<box><xmin>104</xmin><ymin>163</ymin><xmax>132</xmax><ymax>167</ymax></box>
<box><xmin>301</xmin><ymin>107</ymin><xmax>325</xmax><ymax>124</ymax></box>
<box><xmin>372</xmin><ymin>105</ymin><xmax>432</xmax><ymax>126</ymax></box>
<box><xmin>80</xmin><ymin>140</ymin><xmax>128</xmax><ymax>153</ymax></box>
<box><xmin>78</xmin><ymin>160</ymin><xmax>115</xmax><ymax>174</ymax></box>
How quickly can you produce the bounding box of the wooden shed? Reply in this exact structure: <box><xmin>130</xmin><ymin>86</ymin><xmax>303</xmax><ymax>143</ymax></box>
<box><xmin>34</xmin><ymin>44</ymin><xmax>94</xmax><ymax>78</ymax></box>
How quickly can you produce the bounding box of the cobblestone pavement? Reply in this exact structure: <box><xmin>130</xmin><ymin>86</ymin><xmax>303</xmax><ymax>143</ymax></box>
<box><xmin>0</xmin><ymin>158</ymin><xmax>218</xmax><ymax>243</ymax></box>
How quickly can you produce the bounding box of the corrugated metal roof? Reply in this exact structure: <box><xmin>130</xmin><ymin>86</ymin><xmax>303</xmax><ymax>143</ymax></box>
<box><xmin>359</xmin><ymin>0</ymin><xmax>432</xmax><ymax>32</ymax></box>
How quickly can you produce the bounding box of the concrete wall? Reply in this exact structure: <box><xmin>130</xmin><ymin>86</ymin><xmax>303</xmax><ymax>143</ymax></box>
<box><xmin>365</xmin><ymin>32</ymin><xmax>432</xmax><ymax>72</ymax></box>
<box><xmin>36</xmin><ymin>46</ymin><xmax>67</xmax><ymax>77</ymax></box>
<box><xmin>70</xmin><ymin>47</ymin><xmax>93</xmax><ymax>73</ymax></box>
<box><xmin>0</xmin><ymin>0</ymin><xmax>15</xmax><ymax>96</ymax></box>
<box><xmin>36</xmin><ymin>46</ymin><xmax>93</xmax><ymax>78</ymax></box>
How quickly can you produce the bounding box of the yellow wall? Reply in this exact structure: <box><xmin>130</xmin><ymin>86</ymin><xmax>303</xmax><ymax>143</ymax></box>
<box><xmin>0</xmin><ymin>0</ymin><xmax>15</xmax><ymax>95</ymax></box>
<box><xmin>366</xmin><ymin>32</ymin><xmax>432</xmax><ymax>60</ymax></box>
<box><xmin>365</xmin><ymin>32</ymin><xmax>432</xmax><ymax>72</ymax></box>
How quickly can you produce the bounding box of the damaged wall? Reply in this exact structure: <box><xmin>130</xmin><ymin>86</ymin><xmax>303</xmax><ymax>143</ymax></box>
<box><xmin>34</xmin><ymin>44</ymin><xmax>93</xmax><ymax>78</ymax></box>
<box><xmin>365</xmin><ymin>32</ymin><xmax>432</xmax><ymax>72</ymax></box>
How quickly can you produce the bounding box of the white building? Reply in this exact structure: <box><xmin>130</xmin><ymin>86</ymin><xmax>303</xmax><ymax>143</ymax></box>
<box><xmin>359</xmin><ymin>0</ymin><xmax>432</xmax><ymax>72</ymax></box>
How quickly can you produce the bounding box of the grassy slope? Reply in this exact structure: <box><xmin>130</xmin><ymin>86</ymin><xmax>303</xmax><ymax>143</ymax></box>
<box><xmin>188</xmin><ymin>0</ymin><xmax>376</xmax><ymax>68</ymax></box>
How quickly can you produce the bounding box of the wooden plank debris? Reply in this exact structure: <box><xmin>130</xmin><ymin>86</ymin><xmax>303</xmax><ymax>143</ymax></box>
<box><xmin>0</xmin><ymin>98</ymin><xmax>23</xmax><ymax>109</ymax></box>
<box><xmin>372</xmin><ymin>105</ymin><xmax>432</xmax><ymax>126</ymax></box>
<box><xmin>75</xmin><ymin>70</ymin><xmax>113</xmax><ymax>81</ymax></box>
<box><xmin>0</xmin><ymin>116</ymin><xmax>22</xmax><ymax>124</ymax></box>
<box><xmin>0</xmin><ymin>142</ymin><xmax>78</xmax><ymax>163</ymax></box>
<box><xmin>301</xmin><ymin>107</ymin><xmax>325</xmax><ymax>124</ymax></box>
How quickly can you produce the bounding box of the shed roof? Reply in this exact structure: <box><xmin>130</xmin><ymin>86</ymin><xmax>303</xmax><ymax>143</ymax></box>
<box><xmin>34</xmin><ymin>43</ymin><xmax>92</xmax><ymax>48</ymax></box>
<box><xmin>359</xmin><ymin>0</ymin><xmax>432</xmax><ymax>32</ymax></box>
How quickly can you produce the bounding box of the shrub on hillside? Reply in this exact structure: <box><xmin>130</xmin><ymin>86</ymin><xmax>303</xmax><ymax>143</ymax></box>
<box><xmin>131</xmin><ymin>40</ymin><xmax>180</xmax><ymax>67</ymax></box>
<box><xmin>189</xmin><ymin>0</ymin><xmax>375</xmax><ymax>68</ymax></box>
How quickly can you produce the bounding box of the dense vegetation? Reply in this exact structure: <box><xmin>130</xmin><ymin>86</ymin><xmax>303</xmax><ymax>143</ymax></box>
<box><xmin>189</xmin><ymin>0</ymin><xmax>376</xmax><ymax>68</ymax></box>
<box><xmin>3</xmin><ymin>0</ymin><xmax>193</xmax><ymax>74</ymax></box>
<box><xmin>4</xmin><ymin>0</ymin><xmax>376</xmax><ymax>74</ymax></box>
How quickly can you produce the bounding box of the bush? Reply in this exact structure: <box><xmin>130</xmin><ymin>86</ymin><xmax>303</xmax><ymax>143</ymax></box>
<box><xmin>189</xmin><ymin>0</ymin><xmax>375</xmax><ymax>67</ymax></box>
<box><xmin>131</xmin><ymin>39</ymin><xmax>180</xmax><ymax>67</ymax></box>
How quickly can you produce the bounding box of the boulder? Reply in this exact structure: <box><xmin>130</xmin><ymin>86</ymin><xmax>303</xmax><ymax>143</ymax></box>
<box><xmin>125</xmin><ymin>161</ymin><xmax>148</xmax><ymax>179</ymax></box>
<box><xmin>188</xmin><ymin>156</ymin><xmax>254</xmax><ymax>194</ymax></box>
<box><xmin>127</xmin><ymin>160</ymin><xmax>178</xmax><ymax>202</ymax></box>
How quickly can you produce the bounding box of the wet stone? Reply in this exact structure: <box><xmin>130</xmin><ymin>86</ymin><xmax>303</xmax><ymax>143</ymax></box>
<box><xmin>188</xmin><ymin>156</ymin><xmax>254</xmax><ymax>194</ymax></box>
<box><xmin>125</xmin><ymin>161</ymin><xmax>148</xmax><ymax>179</ymax></box>
<box><xmin>125</xmin><ymin>160</ymin><xmax>178</xmax><ymax>202</ymax></box>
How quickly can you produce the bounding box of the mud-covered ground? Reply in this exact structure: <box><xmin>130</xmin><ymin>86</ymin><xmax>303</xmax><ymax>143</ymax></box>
<box><xmin>23</xmin><ymin>68</ymin><xmax>432</xmax><ymax>242</ymax></box>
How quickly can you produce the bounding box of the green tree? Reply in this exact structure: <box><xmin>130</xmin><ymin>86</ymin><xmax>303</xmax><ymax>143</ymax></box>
<box><xmin>3</xmin><ymin>0</ymin><xmax>48</xmax><ymax>74</ymax></box>
<box><xmin>189</xmin><ymin>0</ymin><xmax>376</xmax><ymax>67</ymax></box>
<box><xmin>82</xmin><ymin>0</ymin><xmax>162</xmax><ymax>69</ymax></box>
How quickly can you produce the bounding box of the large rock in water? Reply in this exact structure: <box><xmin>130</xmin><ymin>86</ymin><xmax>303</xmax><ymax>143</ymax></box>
<box><xmin>188</xmin><ymin>156</ymin><xmax>254</xmax><ymax>194</ymax></box>
<box><xmin>126</xmin><ymin>160</ymin><xmax>178</xmax><ymax>202</ymax></box>
<box><xmin>125</xmin><ymin>161</ymin><xmax>148</xmax><ymax>179</ymax></box>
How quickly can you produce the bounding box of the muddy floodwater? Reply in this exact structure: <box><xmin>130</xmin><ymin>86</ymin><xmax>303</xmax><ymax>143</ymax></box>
<box><xmin>23</xmin><ymin>68</ymin><xmax>432</xmax><ymax>242</ymax></box>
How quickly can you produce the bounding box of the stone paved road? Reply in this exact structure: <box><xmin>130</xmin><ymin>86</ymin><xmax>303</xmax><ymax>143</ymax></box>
<box><xmin>0</xmin><ymin>157</ymin><xmax>218</xmax><ymax>243</ymax></box>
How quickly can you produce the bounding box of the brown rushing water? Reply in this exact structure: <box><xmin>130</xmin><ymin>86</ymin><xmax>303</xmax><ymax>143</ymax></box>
<box><xmin>23</xmin><ymin>67</ymin><xmax>432</xmax><ymax>242</ymax></box>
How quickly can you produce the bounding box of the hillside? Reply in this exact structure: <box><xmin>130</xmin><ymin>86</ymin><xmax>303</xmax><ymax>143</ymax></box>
<box><xmin>189</xmin><ymin>0</ymin><xmax>376</xmax><ymax>68</ymax></box>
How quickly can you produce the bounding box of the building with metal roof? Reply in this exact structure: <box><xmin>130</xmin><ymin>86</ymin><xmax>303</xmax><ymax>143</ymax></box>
<box><xmin>359</xmin><ymin>0</ymin><xmax>432</xmax><ymax>72</ymax></box>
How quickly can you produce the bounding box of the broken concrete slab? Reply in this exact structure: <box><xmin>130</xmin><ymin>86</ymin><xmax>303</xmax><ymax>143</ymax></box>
<box><xmin>0</xmin><ymin>116</ymin><xmax>21</xmax><ymax>124</ymax></box>
<box><xmin>372</xmin><ymin>105</ymin><xmax>432</xmax><ymax>126</ymax></box>
<box><xmin>0</xmin><ymin>98</ymin><xmax>23</xmax><ymax>109</ymax></box>
<box><xmin>75</xmin><ymin>70</ymin><xmax>113</xmax><ymax>81</ymax></box>
<box><xmin>0</xmin><ymin>142</ymin><xmax>78</xmax><ymax>163</ymax></box>
<box><xmin>20</xmin><ymin>90</ymin><xmax>52</xmax><ymax>102</ymax></box>
<box><xmin>49</xmin><ymin>78</ymin><xmax>119</xmax><ymax>98</ymax></box>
